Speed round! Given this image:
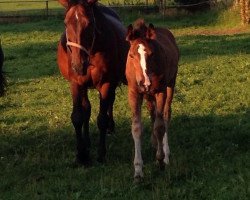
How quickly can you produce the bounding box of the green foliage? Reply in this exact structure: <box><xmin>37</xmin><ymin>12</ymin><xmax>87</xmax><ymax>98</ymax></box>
<box><xmin>0</xmin><ymin>8</ymin><xmax>250</xmax><ymax>200</ymax></box>
<box><xmin>174</xmin><ymin>0</ymin><xmax>208</xmax><ymax>5</ymax></box>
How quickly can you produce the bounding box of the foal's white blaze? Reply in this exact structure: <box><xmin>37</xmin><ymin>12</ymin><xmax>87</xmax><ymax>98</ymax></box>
<box><xmin>138</xmin><ymin>44</ymin><xmax>151</xmax><ymax>89</ymax></box>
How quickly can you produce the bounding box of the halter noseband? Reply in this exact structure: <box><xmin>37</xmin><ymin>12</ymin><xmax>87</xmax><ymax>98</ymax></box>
<box><xmin>66</xmin><ymin>38</ymin><xmax>91</xmax><ymax>56</ymax></box>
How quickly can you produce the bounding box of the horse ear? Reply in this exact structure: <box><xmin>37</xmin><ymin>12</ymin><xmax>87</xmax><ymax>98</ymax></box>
<box><xmin>147</xmin><ymin>23</ymin><xmax>156</xmax><ymax>39</ymax></box>
<box><xmin>58</xmin><ymin>0</ymin><xmax>69</xmax><ymax>8</ymax></box>
<box><xmin>126</xmin><ymin>24</ymin><xmax>134</xmax><ymax>41</ymax></box>
<box><xmin>87</xmin><ymin>0</ymin><xmax>98</xmax><ymax>5</ymax></box>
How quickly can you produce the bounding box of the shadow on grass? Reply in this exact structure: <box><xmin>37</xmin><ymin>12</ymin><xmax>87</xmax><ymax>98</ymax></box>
<box><xmin>1</xmin><ymin>110</ymin><xmax>249</xmax><ymax>169</ymax></box>
<box><xmin>177</xmin><ymin>33</ymin><xmax>250</xmax><ymax>60</ymax></box>
<box><xmin>3</xmin><ymin>41</ymin><xmax>60</xmax><ymax>80</ymax></box>
<box><xmin>0</xmin><ymin>110</ymin><xmax>249</xmax><ymax>198</ymax></box>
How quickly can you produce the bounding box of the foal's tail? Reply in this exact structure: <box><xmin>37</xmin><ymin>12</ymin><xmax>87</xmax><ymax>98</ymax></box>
<box><xmin>0</xmin><ymin>40</ymin><xmax>6</xmax><ymax>96</ymax></box>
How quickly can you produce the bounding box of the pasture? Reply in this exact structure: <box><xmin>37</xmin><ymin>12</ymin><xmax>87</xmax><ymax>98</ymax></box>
<box><xmin>0</xmin><ymin>8</ymin><xmax>250</xmax><ymax>199</ymax></box>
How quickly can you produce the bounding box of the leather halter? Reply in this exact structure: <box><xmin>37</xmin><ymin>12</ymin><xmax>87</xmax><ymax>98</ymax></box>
<box><xmin>65</xmin><ymin>7</ymin><xmax>96</xmax><ymax>57</ymax></box>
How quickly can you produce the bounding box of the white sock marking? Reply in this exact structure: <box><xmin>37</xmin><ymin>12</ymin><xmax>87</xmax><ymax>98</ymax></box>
<box><xmin>163</xmin><ymin>131</ymin><xmax>170</xmax><ymax>165</ymax></box>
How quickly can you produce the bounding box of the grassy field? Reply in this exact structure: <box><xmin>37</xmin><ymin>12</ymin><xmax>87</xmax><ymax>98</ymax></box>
<box><xmin>0</xmin><ymin>7</ymin><xmax>250</xmax><ymax>200</ymax></box>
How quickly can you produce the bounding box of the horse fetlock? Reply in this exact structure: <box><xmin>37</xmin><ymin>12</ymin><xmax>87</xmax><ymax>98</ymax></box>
<box><xmin>164</xmin><ymin>155</ymin><xmax>170</xmax><ymax>165</ymax></box>
<box><xmin>156</xmin><ymin>148</ymin><xmax>165</xmax><ymax>161</ymax></box>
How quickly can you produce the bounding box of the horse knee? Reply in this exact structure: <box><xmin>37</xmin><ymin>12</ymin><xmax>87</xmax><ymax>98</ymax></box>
<box><xmin>71</xmin><ymin>109</ymin><xmax>84</xmax><ymax>128</ymax></box>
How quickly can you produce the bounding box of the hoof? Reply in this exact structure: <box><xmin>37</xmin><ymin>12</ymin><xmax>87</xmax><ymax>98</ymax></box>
<box><xmin>133</xmin><ymin>175</ymin><xmax>143</xmax><ymax>184</ymax></box>
<box><xmin>75</xmin><ymin>153</ymin><xmax>91</xmax><ymax>167</ymax></box>
<box><xmin>157</xmin><ymin>160</ymin><xmax>165</xmax><ymax>171</ymax></box>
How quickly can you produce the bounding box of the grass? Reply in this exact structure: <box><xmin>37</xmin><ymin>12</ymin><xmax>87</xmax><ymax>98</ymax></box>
<box><xmin>0</xmin><ymin>7</ymin><xmax>250</xmax><ymax>200</ymax></box>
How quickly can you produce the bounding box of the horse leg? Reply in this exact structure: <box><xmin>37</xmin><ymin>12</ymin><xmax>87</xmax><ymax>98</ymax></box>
<box><xmin>129</xmin><ymin>88</ymin><xmax>143</xmax><ymax>182</ymax></box>
<box><xmin>145</xmin><ymin>96</ymin><xmax>157</xmax><ymax>148</ymax></box>
<box><xmin>154</xmin><ymin>92</ymin><xmax>166</xmax><ymax>169</ymax></box>
<box><xmin>163</xmin><ymin>87</ymin><xmax>174</xmax><ymax>165</ymax></box>
<box><xmin>71</xmin><ymin>83</ymin><xmax>91</xmax><ymax>165</ymax></box>
<box><xmin>81</xmin><ymin>89</ymin><xmax>91</xmax><ymax>153</ymax></box>
<box><xmin>97</xmin><ymin>83</ymin><xmax>115</xmax><ymax>162</ymax></box>
<box><xmin>107</xmin><ymin>88</ymin><xmax>115</xmax><ymax>134</ymax></box>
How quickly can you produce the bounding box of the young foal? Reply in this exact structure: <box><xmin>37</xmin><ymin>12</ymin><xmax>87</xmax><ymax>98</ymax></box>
<box><xmin>126</xmin><ymin>19</ymin><xmax>179</xmax><ymax>181</ymax></box>
<box><xmin>57</xmin><ymin>0</ymin><xmax>128</xmax><ymax>164</ymax></box>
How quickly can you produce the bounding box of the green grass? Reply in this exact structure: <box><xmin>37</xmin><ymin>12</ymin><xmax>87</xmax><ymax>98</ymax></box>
<box><xmin>0</xmin><ymin>8</ymin><xmax>250</xmax><ymax>200</ymax></box>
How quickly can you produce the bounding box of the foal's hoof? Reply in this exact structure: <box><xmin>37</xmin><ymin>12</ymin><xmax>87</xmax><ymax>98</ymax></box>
<box><xmin>133</xmin><ymin>175</ymin><xmax>143</xmax><ymax>184</ymax></box>
<box><xmin>157</xmin><ymin>160</ymin><xmax>165</xmax><ymax>171</ymax></box>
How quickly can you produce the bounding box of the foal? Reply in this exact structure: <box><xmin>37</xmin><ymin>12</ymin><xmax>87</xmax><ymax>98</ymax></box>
<box><xmin>125</xmin><ymin>19</ymin><xmax>179</xmax><ymax>181</ymax></box>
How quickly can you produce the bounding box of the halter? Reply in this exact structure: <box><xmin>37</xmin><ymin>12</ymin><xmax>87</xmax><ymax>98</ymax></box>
<box><xmin>66</xmin><ymin>7</ymin><xmax>96</xmax><ymax>58</ymax></box>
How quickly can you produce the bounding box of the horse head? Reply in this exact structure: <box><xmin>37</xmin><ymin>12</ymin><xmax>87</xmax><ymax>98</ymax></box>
<box><xmin>59</xmin><ymin>0</ymin><xmax>98</xmax><ymax>75</ymax></box>
<box><xmin>126</xmin><ymin>19</ymin><xmax>157</xmax><ymax>92</ymax></box>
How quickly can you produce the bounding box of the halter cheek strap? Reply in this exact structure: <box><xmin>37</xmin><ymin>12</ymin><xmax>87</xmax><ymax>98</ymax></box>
<box><xmin>66</xmin><ymin>30</ymin><xmax>90</xmax><ymax>56</ymax></box>
<box><xmin>65</xmin><ymin>7</ymin><xmax>96</xmax><ymax>58</ymax></box>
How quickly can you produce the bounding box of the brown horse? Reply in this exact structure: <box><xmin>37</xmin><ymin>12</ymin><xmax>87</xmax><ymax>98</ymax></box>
<box><xmin>57</xmin><ymin>0</ymin><xmax>128</xmax><ymax>165</ymax></box>
<box><xmin>125</xmin><ymin>19</ymin><xmax>179</xmax><ymax>181</ymax></box>
<box><xmin>0</xmin><ymin>40</ymin><xmax>5</xmax><ymax>97</ymax></box>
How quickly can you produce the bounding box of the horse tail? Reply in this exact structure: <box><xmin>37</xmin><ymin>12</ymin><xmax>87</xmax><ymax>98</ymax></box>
<box><xmin>0</xmin><ymin>40</ymin><xmax>6</xmax><ymax>96</ymax></box>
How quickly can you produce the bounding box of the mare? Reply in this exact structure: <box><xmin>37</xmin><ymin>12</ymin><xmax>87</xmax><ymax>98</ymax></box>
<box><xmin>57</xmin><ymin>0</ymin><xmax>128</xmax><ymax>165</ymax></box>
<box><xmin>0</xmin><ymin>40</ymin><xmax>5</xmax><ymax>96</ymax></box>
<box><xmin>125</xmin><ymin>19</ymin><xmax>179</xmax><ymax>181</ymax></box>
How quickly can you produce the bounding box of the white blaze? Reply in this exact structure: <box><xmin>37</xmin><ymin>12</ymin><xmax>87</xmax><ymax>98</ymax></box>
<box><xmin>138</xmin><ymin>44</ymin><xmax>151</xmax><ymax>89</ymax></box>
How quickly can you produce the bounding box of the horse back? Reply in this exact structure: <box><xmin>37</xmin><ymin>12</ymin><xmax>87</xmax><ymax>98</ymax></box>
<box><xmin>155</xmin><ymin>28</ymin><xmax>179</xmax><ymax>87</ymax></box>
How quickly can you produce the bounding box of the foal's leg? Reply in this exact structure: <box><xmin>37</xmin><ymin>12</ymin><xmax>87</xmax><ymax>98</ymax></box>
<box><xmin>154</xmin><ymin>92</ymin><xmax>166</xmax><ymax>169</ymax></box>
<box><xmin>97</xmin><ymin>83</ymin><xmax>115</xmax><ymax>162</ymax></box>
<box><xmin>128</xmin><ymin>88</ymin><xmax>143</xmax><ymax>181</ymax></box>
<box><xmin>145</xmin><ymin>96</ymin><xmax>156</xmax><ymax>148</ymax></box>
<box><xmin>71</xmin><ymin>83</ymin><xmax>91</xmax><ymax>165</ymax></box>
<box><xmin>163</xmin><ymin>87</ymin><xmax>174</xmax><ymax>165</ymax></box>
<box><xmin>107</xmin><ymin>88</ymin><xmax>115</xmax><ymax>134</ymax></box>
